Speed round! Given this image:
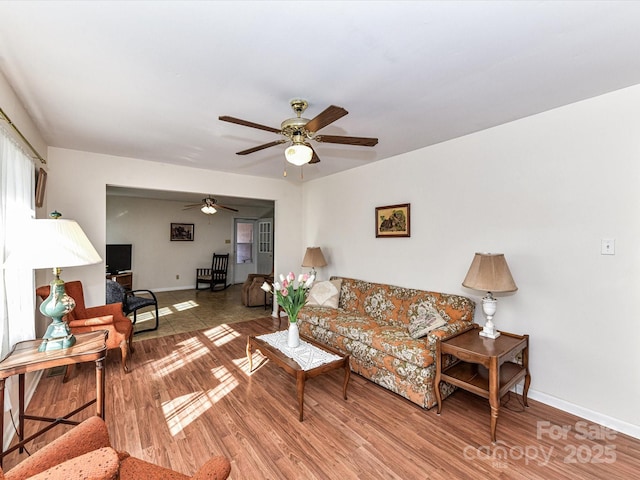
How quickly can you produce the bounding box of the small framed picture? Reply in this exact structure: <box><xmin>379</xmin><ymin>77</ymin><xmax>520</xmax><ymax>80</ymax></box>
<box><xmin>171</xmin><ymin>223</ymin><xmax>194</xmax><ymax>241</ymax></box>
<box><xmin>375</xmin><ymin>203</ymin><xmax>410</xmax><ymax>238</ymax></box>
<box><xmin>35</xmin><ymin>168</ymin><xmax>47</xmax><ymax>208</ymax></box>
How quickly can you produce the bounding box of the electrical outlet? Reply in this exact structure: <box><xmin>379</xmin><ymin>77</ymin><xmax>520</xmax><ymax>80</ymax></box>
<box><xmin>601</xmin><ymin>239</ymin><xmax>615</xmax><ymax>255</ymax></box>
<box><xmin>176</xmin><ymin>274</ymin><xmax>180</xmax><ymax>280</ymax></box>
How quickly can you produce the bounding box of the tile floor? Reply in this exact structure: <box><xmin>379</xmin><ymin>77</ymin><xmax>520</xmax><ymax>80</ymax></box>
<box><xmin>132</xmin><ymin>284</ymin><xmax>274</xmax><ymax>340</ymax></box>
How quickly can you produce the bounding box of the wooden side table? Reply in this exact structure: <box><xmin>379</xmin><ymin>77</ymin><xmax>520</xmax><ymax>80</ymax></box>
<box><xmin>107</xmin><ymin>272</ymin><xmax>133</xmax><ymax>290</ymax></box>
<box><xmin>0</xmin><ymin>330</ymin><xmax>107</xmax><ymax>466</ymax></box>
<box><xmin>435</xmin><ymin>324</ymin><xmax>530</xmax><ymax>442</ymax></box>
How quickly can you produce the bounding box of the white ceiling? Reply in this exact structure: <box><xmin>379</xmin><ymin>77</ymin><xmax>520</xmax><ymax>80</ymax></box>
<box><xmin>1</xmin><ymin>1</ymin><xmax>640</xmax><ymax>183</ymax></box>
<box><xmin>106</xmin><ymin>185</ymin><xmax>274</xmax><ymax>211</ymax></box>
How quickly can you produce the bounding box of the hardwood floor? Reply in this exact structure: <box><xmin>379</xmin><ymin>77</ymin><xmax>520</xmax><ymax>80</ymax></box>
<box><xmin>3</xmin><ymin>289</ymin><xmax>640</xmax><ymax>478</ymax></box>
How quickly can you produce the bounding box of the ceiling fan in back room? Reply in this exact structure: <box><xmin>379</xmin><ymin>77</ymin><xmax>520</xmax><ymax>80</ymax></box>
<box><xmin>219</xmin><ymin>99</ymin><xmax>379</xmax><ymax>175</ymax></box>
<box><xmin>183</xmin><ymin>197</ymin><xmax>239</xmax><ymax>215</ymax></box>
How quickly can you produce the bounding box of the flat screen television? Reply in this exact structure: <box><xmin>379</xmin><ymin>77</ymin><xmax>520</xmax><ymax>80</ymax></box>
<box><xmin>106</xmin><ymin>244</ymin><xmax>132</xmax><ymax>275</ymax></box>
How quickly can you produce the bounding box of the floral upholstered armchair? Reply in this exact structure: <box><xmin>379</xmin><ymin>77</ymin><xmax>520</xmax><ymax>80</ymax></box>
<box><xmin>1</xmin><ymin>416</ymin><xmax>231</xmax><ymax>480</ymax></box>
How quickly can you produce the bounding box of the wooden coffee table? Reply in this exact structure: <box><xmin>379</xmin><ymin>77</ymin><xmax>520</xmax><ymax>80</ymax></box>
<box><xmin>247</xmin><ymin>332</ymin><xmax>350</xmax><ymax>421</ymax></box>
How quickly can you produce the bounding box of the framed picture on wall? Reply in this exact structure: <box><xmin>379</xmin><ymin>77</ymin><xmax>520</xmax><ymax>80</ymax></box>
<box><xmin>375</xmin><ymin>203</ymin><xmax>410</xmax><ymax>238</ymax></box>
<box><xmin>170</xmin><ymin>223</ymin><xmax>194</xmax><ymax>241</ymax></box>
<box><xmin>35</xmin><ymin>168</ymin><xmax>47</xmax><ymax>208</ymax></box>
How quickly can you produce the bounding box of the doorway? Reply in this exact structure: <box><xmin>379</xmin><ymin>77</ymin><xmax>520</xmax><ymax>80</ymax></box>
<box><xmin>234</xmin><ymin>218</ymin><xmax>257</xmax><ymax>284</ymax></box>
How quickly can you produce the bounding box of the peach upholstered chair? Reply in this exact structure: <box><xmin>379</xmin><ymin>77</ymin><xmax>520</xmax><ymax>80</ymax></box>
<box><xmin>241</xmin><ymin>273</ymin><xmax>273</xmax><ymax>307</ymax></box>
<box><xmin>36</xmin><ymin>281</ymin><xmax>133</xmax><ymax>373</ymax></box>
<box><xmin>1</xmin><ymin>416</ymin><xmax>231</xmax><ymax>480</ymax></box>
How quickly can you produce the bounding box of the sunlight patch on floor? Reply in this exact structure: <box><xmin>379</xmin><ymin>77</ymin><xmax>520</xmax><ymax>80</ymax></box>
<box><xmin>163</xmin><ymin>391</ymin><xmax>208</xmax><ymax>435</ymax></box>
<box><xmin>209</xmin><ymin>365</ymin><xmax>239</xmax><ymax>400</ymax></box>
<box><xmin>203</xmin><ymin>324</ymin><xmax>241</xmax><ymax>346</ymax></box>
<box><xmin>152</xmin><ymin>337</ymin><xmax>210</xmax><ymax>374</ymax></box>
<box><xmin>135</xmin><ymin>311</ymin><xmax>155</xmax><ymax>322</ymax></box>
<box><xmin>233</xmin><ymin>356</ymin><xmax>257</xmax><ymax>375</ymax></box>
<box><xmin>173</xmin><ymin>300</ymin><xmax>199</xmax><ymax>311</ymax></box>
<box><xmin>162</xmin><ymin>365</ymin><xmax>238</xmax><ymax>436</ymax></box>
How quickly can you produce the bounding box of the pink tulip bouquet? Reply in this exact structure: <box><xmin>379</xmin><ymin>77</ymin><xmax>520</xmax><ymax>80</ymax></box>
<box><xmin>262</xmin><ymin>272</ymin><xmax>315</xmax><ymax>323</ymax></box>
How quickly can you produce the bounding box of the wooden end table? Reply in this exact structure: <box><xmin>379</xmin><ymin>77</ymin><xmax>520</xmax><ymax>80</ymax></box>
<box><xmin>0</xmin><ymin>330</ymin><xmax>108</xmax><ymax>466</ymax></box>
<box><xmin>247</xmin><ymin>333</ymin><xmax>350</xmax><ymax>421</ymax></box>
<box><xmin>435</xmin><ymin>324</ymin><xmax>530</xmax><ymax>442</ymax></box>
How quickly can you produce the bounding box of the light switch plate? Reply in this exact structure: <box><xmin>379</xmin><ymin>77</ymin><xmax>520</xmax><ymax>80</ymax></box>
<box><xmin>601</xmin><ymin>239</ymin><xmax>615</xmax><ymax>255</ymax></box>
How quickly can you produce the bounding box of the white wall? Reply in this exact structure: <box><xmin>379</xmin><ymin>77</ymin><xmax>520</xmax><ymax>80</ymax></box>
<box><xmin>45</xmin><ymin>148</ymin><xmax>304</xmax><ymax>305</ymax></box>
<box><xmin>0</xmin><ymin>71</ymin><xmax>47</xmax><ymax>164</ymax></box>
<box><xmin>303</xmin><ymin>84</ymin><xmax>640</xmax><ymax>438</ymax></box>
<box><xmin>107</xmin><ymin>195</ymin><xmax>273</xmax><ymax>291</ymax></box>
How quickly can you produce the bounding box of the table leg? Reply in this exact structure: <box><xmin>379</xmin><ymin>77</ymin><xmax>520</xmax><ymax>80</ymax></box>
<box><xmin>522</xmin><ymin>341</ymin><xmax>530</xmax><ymax>407</ymax></box>
<box><xmin>434</xmin><ymin>340</ymin><xmax>443</xmax><ymax>414</ymax></box>
<box><xmin>0</xmin><ymin>378</ymin><xmax>4</xmax><ymax>467</ymax></box>
<box><xmin>342</xmin><ymin>358</ymin><xmax>350</xmax><ymax>400</ymax></box>
<box><xmin>489</xmin><ymin>358</ymin><xmax>499</xmax><ymax>443</ymax></box>
<box><xmin>96</xmin><ymin>357</ymin><xmax>105</xmax><ymax>419</ymax></box>
<box><xmin>246</xmin><ymin>337</ymin><xmax>253</xmax><ymax>371</ymax></box>
<box><xmin>18</xmin><ymin>373</ymin><xmax>24</xmax><ymax>452</ymax></box>
<box><xmin>296</xmin><ymin>371</ymin><xmax>305</xmax><ymax>422</ymax></box>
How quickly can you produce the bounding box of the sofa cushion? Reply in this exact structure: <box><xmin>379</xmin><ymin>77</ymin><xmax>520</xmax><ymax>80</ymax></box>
<box><xmin>118</xmin><ymin>457</ymin><xmax>190</xmax><ymax>480</ymax></box>
<box><xmin>301</xmin><ymin>310</ymin><xmax>435</xmax><ymax>367</ymax></box>
<box><xmin>28</xmin><ymin>447</ymin><xmax>119</xmax><ymax>480</ymax></box>
<box><xmin>407</xmin><ymin>306</ymin><xmax>447</xmax><ymax>339</ymax></box>
<box><xmin>306</xmin><ymin>279</ymin><xmax>342</xmax><ymax>308</ymax></box>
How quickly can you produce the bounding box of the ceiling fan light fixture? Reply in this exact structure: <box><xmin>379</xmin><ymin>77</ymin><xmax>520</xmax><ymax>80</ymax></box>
<box><xmin>201</xmin><ymin>205</ymin><xmax>217</xmax><ymax>215</ymax></box>
<box><xmin>285</xmin><ymin>143</ymin><xmax>313</xmax><ymax>166</ymax></box>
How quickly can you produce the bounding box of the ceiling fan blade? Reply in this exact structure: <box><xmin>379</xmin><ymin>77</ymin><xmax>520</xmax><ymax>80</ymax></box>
<box><xmin>183</xmin><ymin>204</ymin><xmax>202</xmax><ymax>209</ymax></box>
<box><xmin>236</xmin><ymin>139</ymin><xmax>287</xmax><ymax>155</ymax></box>
<box><xmin>217</xmin><ymin>204</ymin><xmax>239</xmax><ymax>213</ymax></box>
<box><xmin>304</xmin><ymin>105</ymin><xmax>348</xmax><ymax>133</ymax></box>
<box><xmin>315</xmin><ymin>135</ymin><xmax>378</xmax><ymax>147</ymax></box>
<box><xmin>308</xmin><ymin>145</ymin><xmax>321</xmax><ymax>164</ymax></box>
<box><xmin>219</xmin><ymin>116</ymin><xmax>281</xmax><ymax>134</ymax></box>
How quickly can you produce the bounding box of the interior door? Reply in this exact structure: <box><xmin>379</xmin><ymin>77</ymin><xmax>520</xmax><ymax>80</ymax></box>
<box><xmin>257</xmin><ymin>218</ymin><xmax>273</xmax><ymax>274</ymax></box>
<box><xmin>234</xmin><ymin>218</ymin><xmax>257</xmax><ymax>284</ymax></box>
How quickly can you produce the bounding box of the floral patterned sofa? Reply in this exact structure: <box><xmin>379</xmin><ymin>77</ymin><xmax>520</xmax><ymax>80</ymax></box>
<box><xmin>298</xmin><ymin>277</ymin><xmax>475</xmax><ymax>408</ymax></box>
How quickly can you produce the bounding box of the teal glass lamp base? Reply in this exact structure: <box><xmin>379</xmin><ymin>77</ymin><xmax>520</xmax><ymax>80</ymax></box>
<box><xmin>38</xmin><ymin>276</ymin><xmax>77</xmax><ymax>352</ymax></box>
<box><xmin>38</xmin><ymin>320</ymin><xmax>76</xmax><ymax>352</ymax></box>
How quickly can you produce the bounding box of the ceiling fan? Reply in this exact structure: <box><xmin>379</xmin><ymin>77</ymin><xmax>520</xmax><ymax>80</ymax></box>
<box><xmin>183</xmin><ymin>197</ymin><xmax>239</xmax><ymax>214</ymax></box>
<box><xmin>219</xmin><ymin>99</ymin><xmax>378</xmax><ymax>166</ymax></box>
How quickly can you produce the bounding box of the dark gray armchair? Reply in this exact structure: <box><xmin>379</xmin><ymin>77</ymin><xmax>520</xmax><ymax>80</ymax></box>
<box><xmin>106</xmin><ymin>280</ymin><xmax>159</xmax><ymax>334</ymax></box>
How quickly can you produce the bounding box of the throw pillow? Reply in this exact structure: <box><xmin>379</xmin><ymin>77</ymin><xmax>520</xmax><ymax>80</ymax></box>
<box><xmin>407</xmin><ymin>307</ymin><xmax>447</xmax><ymax>339</ymax></box>
<box><xmin>306</xmin><ymin>279</ymin><xmax>342</xmax><ymax>309</ymax></box>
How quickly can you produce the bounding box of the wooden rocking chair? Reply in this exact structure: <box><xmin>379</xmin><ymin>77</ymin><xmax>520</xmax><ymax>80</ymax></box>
<box><xmin>196</xmin><ymin>253</ymin><xmax>230</xmax><ymax>291</ymax></box>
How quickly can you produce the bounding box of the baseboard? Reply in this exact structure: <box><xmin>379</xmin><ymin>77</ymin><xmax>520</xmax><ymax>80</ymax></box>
<box><xmin>153</xmin><ymin>285</ymin><xmax>198</xmax><ymax>293</ymax></box>
<box><xmin>154</xmin><ymin>284</ymin><xmax>238</xmax><ymax>293</ymax></box>
<box><xmin>2</xmin><ymin>370</ymin><xmax>43</xmax><ymax>451</ymax></box>
<box><xmin>514</xmin><ymin>384</ymin><xmax>640</xmax><ymax>440</ymax></box>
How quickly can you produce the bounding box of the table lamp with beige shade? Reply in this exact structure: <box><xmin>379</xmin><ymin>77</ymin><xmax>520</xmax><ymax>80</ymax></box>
<box><xmin>4</xmin><ymin>211</ymin><xmax>102</xmax><ymax>351</ymax></box>
<box><xmin>462</xmin><ymin>252</ymin><xmax>517</xmax><ymax>339</ymax></box>
<box><xmin>301</xmin><ymin>247</ymin><xmax>327</xmax><ymax>277</ymax></box>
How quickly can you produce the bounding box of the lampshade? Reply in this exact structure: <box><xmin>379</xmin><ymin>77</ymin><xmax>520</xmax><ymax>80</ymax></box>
<box><xmin>4</xmin><ymin>216</ymin><xmax>102</xmax><ymax>351</ymax></box>
<box><xmin>462</xmin><ymin>252</ymin><xmax>517</xmax><ymax>340</ymax></box>
<box><xmin>302</xmin><ymin>247</ymin><xmax>327</xmax><ymax>269</ymax></box>
<box><xmin>462</xmin><ymin>253</ymin><xmax>517</xmax><ymax>293</ymax></box>
<box><xmin>201</xmin><ymin>205</ymin><xmax>217</xmax><ymax>214</ymax></box>
<box><xmin>5</xmin><ymin>218</ymin><xmax>102</xmax><ymax>270</ymax></box>
<box><xmin>285</xmin><ymin>144</ymin><xmax>313</xmax><ymax>166</ymax></box>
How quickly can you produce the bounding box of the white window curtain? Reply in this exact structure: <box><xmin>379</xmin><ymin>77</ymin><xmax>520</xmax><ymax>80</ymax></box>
<box><xmin>0</xmin><ymin>125</ymin><xmax>36</xmax><ymax>360</ymax></box>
